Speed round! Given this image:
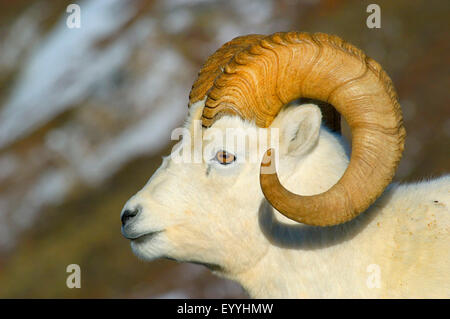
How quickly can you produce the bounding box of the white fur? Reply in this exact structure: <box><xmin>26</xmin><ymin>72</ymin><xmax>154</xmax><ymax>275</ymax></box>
<box><xmin>122</xmin><ymin>101</ymin><xmax>450</xmax><ymax>298</ymax></box>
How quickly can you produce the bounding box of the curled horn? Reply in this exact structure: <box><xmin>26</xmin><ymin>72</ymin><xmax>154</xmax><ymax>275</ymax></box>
<box><xmin>200</xmin><ymin>31</ymin><xmax>405</xmax><ymax>226</ymax></box>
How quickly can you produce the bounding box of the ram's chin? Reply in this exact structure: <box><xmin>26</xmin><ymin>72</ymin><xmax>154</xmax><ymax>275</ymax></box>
<box><xmin>130</xmin><ymin>236</ymin><xmax>166</xmax><ymax>261</ymax></box>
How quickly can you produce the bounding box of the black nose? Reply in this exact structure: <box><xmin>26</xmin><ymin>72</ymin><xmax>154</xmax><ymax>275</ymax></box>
<box><xmin>121</xmin><ymin>207</ymin><xmax>140</xmax><ymax>226</ymax></box>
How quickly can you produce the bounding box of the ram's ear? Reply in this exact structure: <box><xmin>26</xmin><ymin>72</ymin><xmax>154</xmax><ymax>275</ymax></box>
<box><xmin>271</xmin><ymin>104</ymin><xmax>322</xmax><ymax>156</ymax></box>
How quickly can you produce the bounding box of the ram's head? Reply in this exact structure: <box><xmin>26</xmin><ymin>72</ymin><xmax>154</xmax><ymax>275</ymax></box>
<box><xmin>120</xmin><ymin>32</ymin><xmax>405</xmax><ymax>274</ymax></box>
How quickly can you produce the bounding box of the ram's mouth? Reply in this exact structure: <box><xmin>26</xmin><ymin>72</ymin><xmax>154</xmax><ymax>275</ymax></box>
<box><xmin>122</xmin><ymin>230</ymin><xmax>164</xmax><ymax>241</ymax></box>
<box><xmin>134</xmin><ymin>230</ymin><xmax>164</xmax><ymax>242</ymax></box>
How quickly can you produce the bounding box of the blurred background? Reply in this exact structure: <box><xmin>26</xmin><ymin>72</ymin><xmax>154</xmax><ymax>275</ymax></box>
<box><xmin>0</xmin><ymin>0</ymin><xmax>448</xmax><ymax>298</ymax></box>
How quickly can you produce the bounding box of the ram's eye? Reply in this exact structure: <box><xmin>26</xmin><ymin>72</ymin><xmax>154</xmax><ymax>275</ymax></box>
<box><xmin>215</xmin><ymin>150</ymin><xmax>236</xmax><ymax>165</ymax></box>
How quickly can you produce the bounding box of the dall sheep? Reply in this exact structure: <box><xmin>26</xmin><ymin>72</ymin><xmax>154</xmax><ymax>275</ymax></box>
<box><xmin>121</xmin><ymin>32</ymin><xmax>450</xmax><ymax>298</ymax></box>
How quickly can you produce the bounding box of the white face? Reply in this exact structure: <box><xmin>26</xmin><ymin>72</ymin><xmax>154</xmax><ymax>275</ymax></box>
<box><xmin>121</xmin><ymin>116</ymin><xmax>272</xmax><ymax>274</ymax></box>
<box><xmin>121</xmin><ymin>103</ymin><xmax>324</xmax><ymax>274</ymax></box>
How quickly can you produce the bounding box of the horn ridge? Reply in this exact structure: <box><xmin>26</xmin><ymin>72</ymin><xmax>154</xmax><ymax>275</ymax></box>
<box><xmin>189</xmin><ymin>34</ymin><xmax>265</xmax><ymax>106</ymax></box>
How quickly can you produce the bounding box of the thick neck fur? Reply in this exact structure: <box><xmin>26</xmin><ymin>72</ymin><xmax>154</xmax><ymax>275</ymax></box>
<box><xmin>227</xmin><ymin>127</ymin><xmax>384</xmax><ymax>298</ymax></box>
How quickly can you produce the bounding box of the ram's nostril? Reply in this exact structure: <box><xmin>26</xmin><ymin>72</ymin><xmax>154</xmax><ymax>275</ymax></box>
<box><xmin>121</xmin><ymin>207</ymin><xmax>140</xmax><ymax>226</ymax></box>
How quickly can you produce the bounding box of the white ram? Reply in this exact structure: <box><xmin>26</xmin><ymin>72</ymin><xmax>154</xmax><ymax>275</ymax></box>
<box><xmin>121</xmin><ymin>32</ymin><xmax>450</xmax><ymax>298</ymax></box>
